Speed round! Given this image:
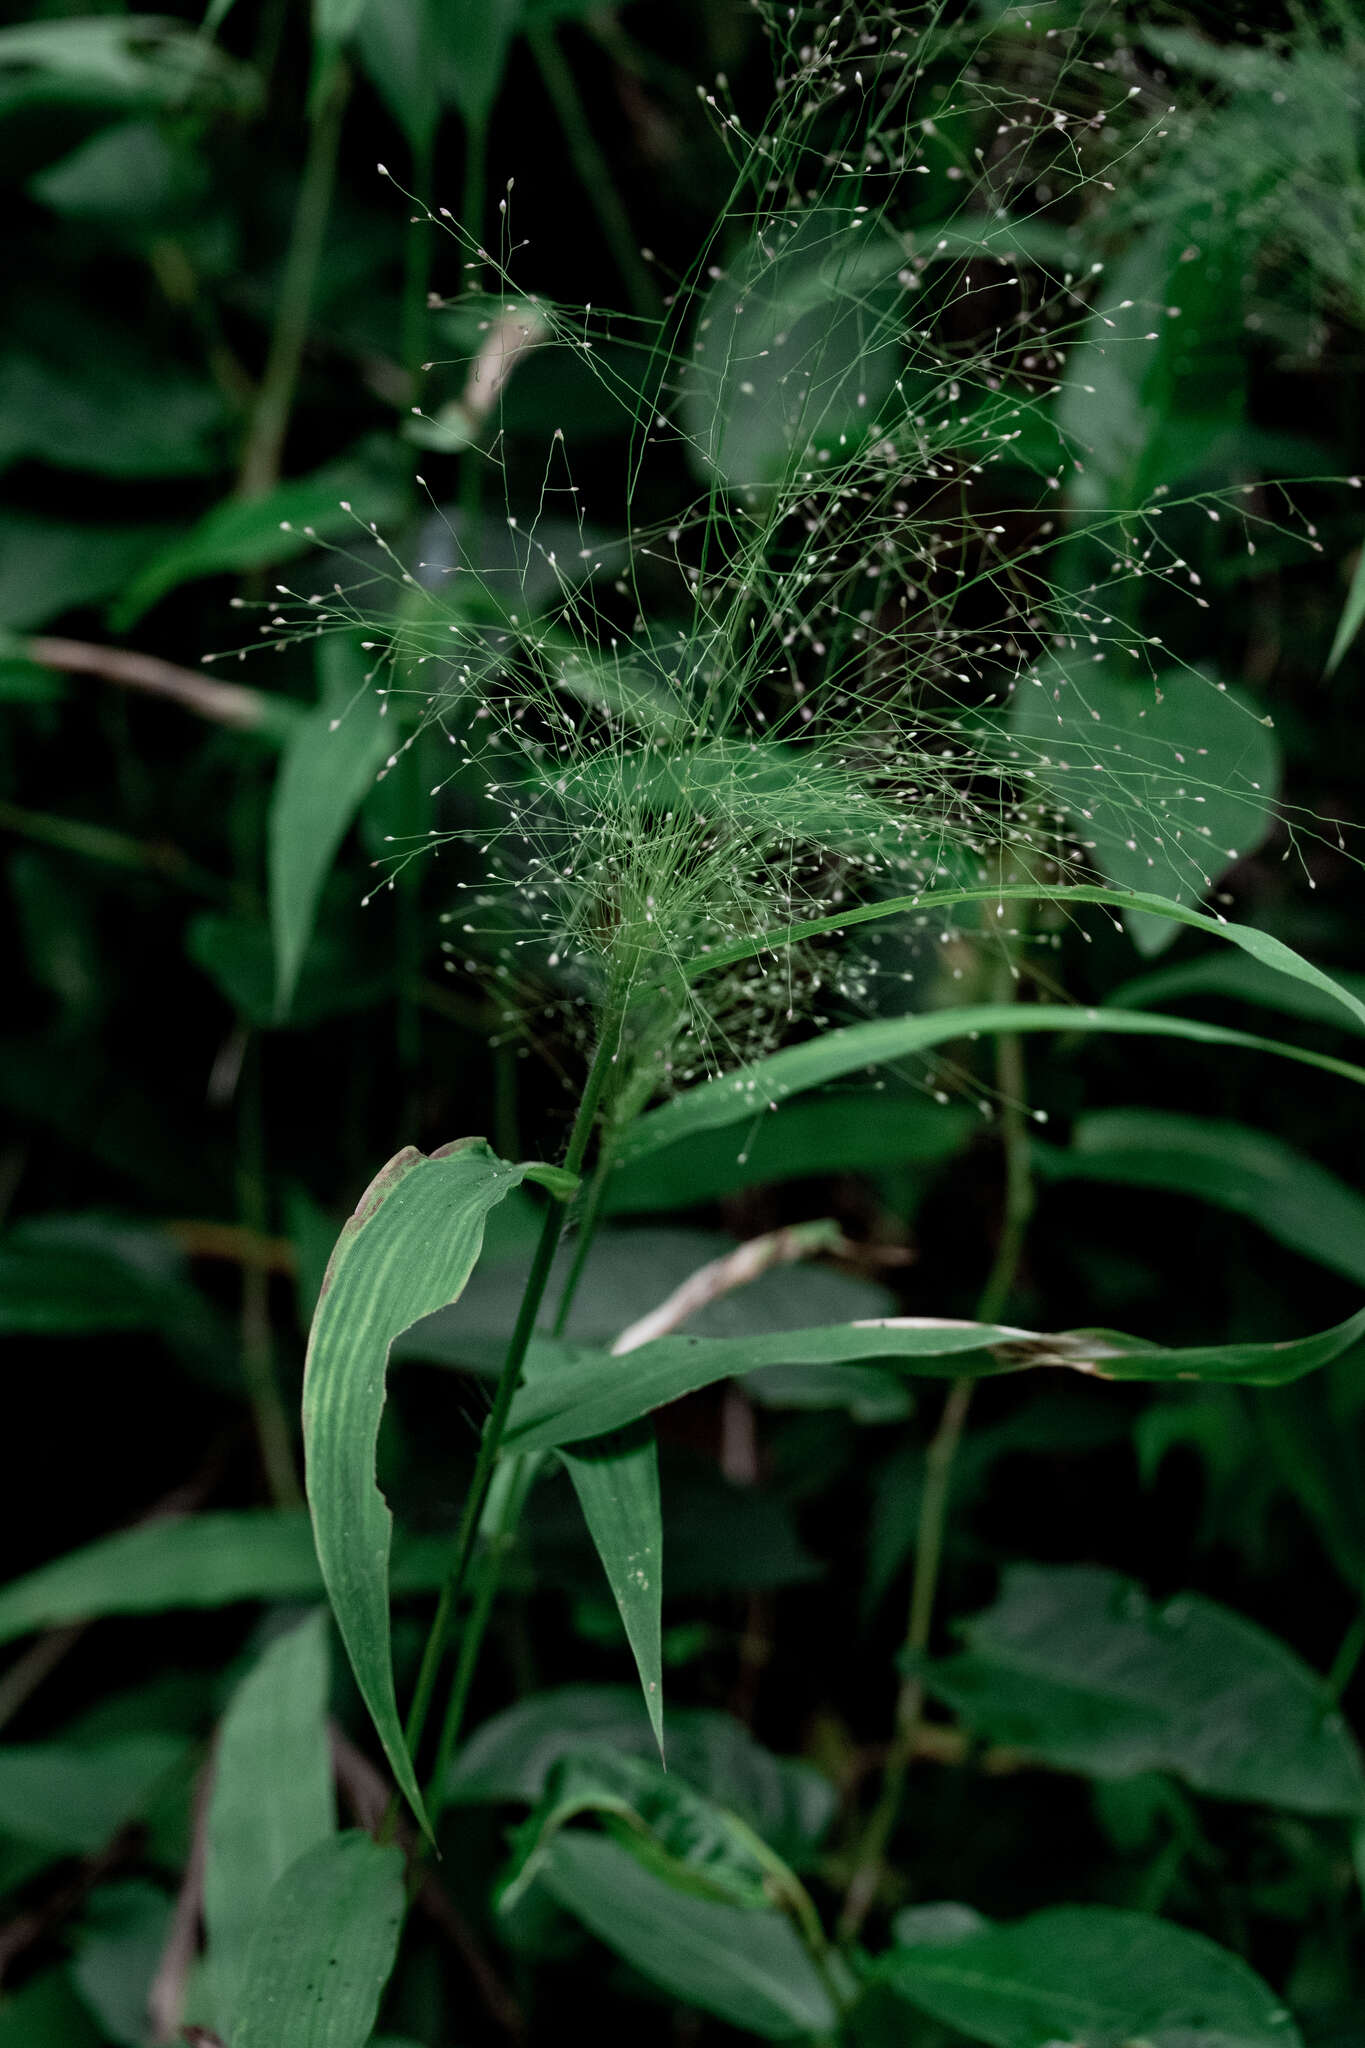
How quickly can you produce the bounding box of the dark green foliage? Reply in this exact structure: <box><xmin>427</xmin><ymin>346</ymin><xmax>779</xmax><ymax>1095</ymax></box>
<box><xmin>5</xmin><ymin>3</ymin><xmax>1365</xmax><ymax>2045</ymax></box>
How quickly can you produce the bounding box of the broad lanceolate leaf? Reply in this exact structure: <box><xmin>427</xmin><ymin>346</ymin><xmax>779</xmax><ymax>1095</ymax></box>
<box><xmin>1038</xmin><ymin>1110</ymin><xmax>1365</xmax><ymax>1288</ymax></box>
<box><xmin>501</xmin><ymin>1305</ymin><xmax>1365</xmax><ymax>1455</ymax></box>
<box><xmin>560</xmin><ymin>1430</ymin><xmax>664</xmax><ymax>1757</ymax></box>
<box><xmin>619</xmin><ymin>1002</ymin><xmax>1365</xmax><ymax>1175</ymax></box>
<box><xmin>1008</xmin><ymin>666</ymin><xmax>1279</xmax><ymax>955</ymax></box>
<box><xmin>270</xmin><ymin>635</ymin><xmax>390</xmax><ymax>1019</ymax></box>
<box><xmin>681</xmin><ymin>881</ymin><xmax>1365</xmax><ymax>1035</ymax></box>
<box><xmin>922</xmin><ymin>1565</ymin><xmax>1365</xmax><ymax>1817</ymax></box>
<box><xmin>302</xmin><ymin>1139</ymin><xmax>569</xmax><ymax>1831</ymax></box>
<box><xmin>540</xmin><ymin>1830</ymin><xmax>841</xmax><ymax>2040</ymax></box>
<box><xmin>878</xmin><ymin>1904</ymin><xmax>1302</xmax><ymax>2048</ymax></box>
<box><xmin>204</xmin><ymin>1612</ymin><xmax>335</xmax><ymax>2035</ymax></box>
<box><xmin>0</xmin><ymin>1511</ymin><xmax>450</xmax><ymax>1647</ymax></box>
<box><xmin>230</xmin><ymin>1833</ymin><xmax>404</xmax><ymax>2048</ymax></box>
<box><xmin>450</xmin><ymin>1686</ymin><xmax>836</xmax><ymax>1868</ymax></box>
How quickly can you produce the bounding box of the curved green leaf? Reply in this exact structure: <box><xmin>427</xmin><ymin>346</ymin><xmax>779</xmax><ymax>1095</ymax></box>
<box><xmin>922</xmin><ymin>1564</ymin><xmax>1365</xmax><ymax>1816</ymax></box>
<box><xmin>618</xmin><ymin>1004</ymin><xmax>1365</xmax><ymax>1175</ymax></box>
<box><xmin>303</xmin><ymin>1138</ymin><xmax>568</xmax><ymax>1832</ymax></box>
<box><xmin>682</xmin><ymin>882</ymin><xmax>1365</xmax><ymax>1034</ymax></box>
<box><xmin>231</xmin><ymin>1833</ymin><xmax>404</xmax><ymax>2048</ymax></box>
<box><xmin>560</xmin><ymin>1430</ymin><xmax>663</xmax><ymax>1757</ymax></box>
<box><xmin>204</xmin><ymin>1612</ymin><xmax>335</xmax><ymax>2034</ymax></box>
<box><xmin>0</xmin><ymin>1511</ymin><xmax>452</xmax><ymax>1648</ymax></box>
<box><xmin>540</xmin><ymin>1830</ymin><xmax>840</xmax><ymax>2040</ymax></box>
<box><xmin>1038</xmin><ymin>1110</ymin><xmax>1365</xmax><ymax>1287</ymax></box>
<box><xmin>502</xmin><ymin>1305</ymin><xmax>1365</xmax><ymax>1455</ymax></box>
<box><xmin>1109</xmin><ymin>947</ymin><xmax>1365</xmax><ymax>1034</ymax></box>
<box><xmin>878</xmin><ymin>1903</ymin><xmax>1302</xmax><ymax>2048</ymax></box>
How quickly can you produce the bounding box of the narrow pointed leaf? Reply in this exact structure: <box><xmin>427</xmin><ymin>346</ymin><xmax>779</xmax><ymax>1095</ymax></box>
<box><xmin>619</xmin><ymin>1003</ymin><xmax>1365</xmax><ymax>1174</ymax></box>
<box><xmin>503</xmin><ymin>1305</ymin><xmax>1365</xmax><ymax>1454</ymax></box>
<box><xmin>561</xmin><ymin>1428</ymin><xmax>663</xmax><ymax>1755</ymax></box>
<box><xmin>682</xmin><ymin>881</ymin><xmax>1365</xmax><ymax>1034</ymax></box>
<box><xmin>877</xmin><ymin>1904</ymin><xmax>1302</xmax><ymax>2048</ymax></box>
<box><xmin>303</xmin><ymin>1138</ymin><xmax>567</xmax><ymax>1832</ymax></box>
<box><xmin>204</xmin><ymin>1611</ymin><xmax>335</xmax><ymax>2035</ymax></box>
<box><xmin>230</xmin><ymin>1833</ymin><xmax>404</xmax><ymax>2048</ymax></box>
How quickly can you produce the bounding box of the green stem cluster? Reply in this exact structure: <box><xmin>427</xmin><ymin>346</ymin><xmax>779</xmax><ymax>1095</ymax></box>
<box><xmin>403</xmin><ymin>1014</ymin><xmax>625</xmax><ymax>1833</ymax></box>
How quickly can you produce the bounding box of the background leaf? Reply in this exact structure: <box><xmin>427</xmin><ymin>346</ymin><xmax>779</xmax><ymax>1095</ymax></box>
<box><xmin>923</xmin><ymin>1564</ymin><xmax>1365</xmax><ymax>1815</ymax></box>
<box><xmin>539</xmin><ymin>1829</ymin><xmax>841</xmax><ymax>2039</ymax></box>
<box><xmin>878</xmin><ymin>1904</ymin><xmax>1303</xmax><ymax>2047</ymax></box>
<box><xmin>204</xmin><ymin>1610</ymin><xmax>335</xmax><ymax>2035</ymax></box>
<box><xmin>230</xmin><ymin>1832</ymin><xmax>404</xmax><ymax>2048</ymax></box>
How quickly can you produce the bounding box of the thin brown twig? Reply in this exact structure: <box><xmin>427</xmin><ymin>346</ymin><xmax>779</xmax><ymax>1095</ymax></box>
<box><xmin>25</xmin><ymin>637</ymin><xmax>271</xmax><ymax>731</ymax></box>
<box><xmin>148</xmin><ymin>1755</ymin><xmax>215</xmax><ymax>2045</ymax></box>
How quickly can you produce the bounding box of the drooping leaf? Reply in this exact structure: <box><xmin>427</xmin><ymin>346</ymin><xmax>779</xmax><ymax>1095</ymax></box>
<box><xmin>540</xmin><ymin>1829</ymin><xmax>841</xmax><ymax>2039</ymax></box>
<box><xmin>0</xmin><ymin>1735</ymin><xmax>187</xmax><ymax>1852</ymax></box>
<box><xmin>270</xmin><ymin>635</ymin><xmax>391</xmax><ymax>1020</ymax></box>
<box><xmin>501</xmin><ymin>1305</ymin><xmax>1365</xmax><ymax>1456</ymax></box>
<box><xmin>619</xmin><ymin>1002</ymin><xmax>1365</xmax><ymax>1176</ymax></box>
<box><xmin>303</xmin><ymin>1140</ymin><xmax>571</xmax><ymax>1830</ymax></box>
<box><xmin>1038</xmin><ymin>1110</ymin><xmax>1365</xmax><ymax>1288</ymax></box>
<box><xmin>681</xmin><ymin>882</ymin><xmax>1365</xmax><ymax>1035</ymax></box>
<box><xmin>877</xmin><ymin>1903</ymin><xmax>1303</xmax><ymax>2048</ymax></box>
<box><xmin>922</xmin><ymin>1564</ymin><xmax>1365</xmax><ymax>1816</ymax></box>
<box><xmin>1109</xmin><ymin>947</ymin><xmax>1365</xmax><ymax>1035</ymax></box>
<box><xmin>204</xmin><ymin>1611</ymin><xmax>336</xmax><ymax>2035</ymax></box>
<box><xmin>560</xmin><ymin>1429</ymin><xmax>664</xmax><ymax>1757</ymax></box>
<box><xmin>0</xmin><ymin>1511</ymin><xmax>451</xmax><ymax>1648</ymax></box>
<box><xmin>449</xmin><ymin>1685</ymin><xmax>835</xmax><ymax>1868</ymax></box>
<box><xmin>230</xmin><ymin>1833</ymin><xmax>404</xmax><ymax>2048</ymax></box>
